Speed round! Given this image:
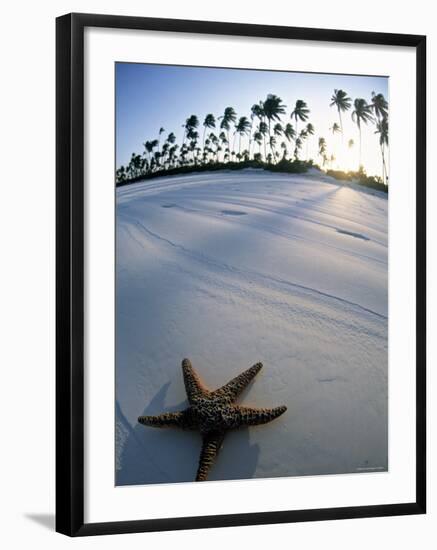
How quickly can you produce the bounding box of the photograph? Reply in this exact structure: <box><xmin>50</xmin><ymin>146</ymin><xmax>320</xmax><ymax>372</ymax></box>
<box><xmin>114</xmin><ymin>62</ymin><xmax>389</xmax><ymax>486</ymax></box>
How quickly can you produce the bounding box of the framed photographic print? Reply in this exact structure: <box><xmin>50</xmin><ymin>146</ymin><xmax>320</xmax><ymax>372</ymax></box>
<box><xmin>56</xmin><ymin>12</ymin><xmax>426</xmax><ymax>536</ymax></box>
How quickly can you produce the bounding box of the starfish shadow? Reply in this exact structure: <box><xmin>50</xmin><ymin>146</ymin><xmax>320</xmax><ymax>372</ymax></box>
<box><xmin>116</xmin><ymin>382</ymin><xmax>260</xmax><ymax>485</ymax></box>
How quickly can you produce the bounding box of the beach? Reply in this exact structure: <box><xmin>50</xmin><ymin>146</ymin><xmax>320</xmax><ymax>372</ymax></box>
<box><xmin>115</xmin><ymin>168</ymin><xmax>388</xmax><ymax>485</ymax></box>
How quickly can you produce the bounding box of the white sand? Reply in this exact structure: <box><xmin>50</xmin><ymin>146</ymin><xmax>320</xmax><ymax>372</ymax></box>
<box><xmin>115</xmin><ymin>168</ymin><xmax>388</xmax><ymax>485</ymax></box>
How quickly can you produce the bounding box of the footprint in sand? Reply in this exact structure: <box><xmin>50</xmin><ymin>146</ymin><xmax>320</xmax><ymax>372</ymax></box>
<box><xmin>221</xmin><ymin>210</ymin><xmax>247</xmax><ymax>216</ymax></box>
<box><xmin>336</xmin><ymin>228</ymin><xmax>370</xmax><ymax>241</ymax></box>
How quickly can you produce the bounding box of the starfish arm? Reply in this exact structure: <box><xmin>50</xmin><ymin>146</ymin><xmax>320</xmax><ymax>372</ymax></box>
<box><xmin>212</xmin><ymin>362</ymin><xmax>263</xmax><ymax>403</ymax></box>
<box><xmin>237</xmin><ymin>405</ymin><xmax>287</xmax><ymax>427</ymax></box>
<box><xmin>138</xmin><ymin>408</ymin><xmax>196</xmax><ymax>429</ymax></box>
<box><xmin>181</xmin><ymin>358</ymin><xmax>208</xmax><ymax>402</ymax></box>
<box><xmin>196</xmin><ymin>432</ymin><xmax>225</xmax><ymax>481</ymax></box>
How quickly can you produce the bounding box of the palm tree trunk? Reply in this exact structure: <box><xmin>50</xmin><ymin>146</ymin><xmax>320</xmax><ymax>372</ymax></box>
<box><xmin>380</xmin><ymin>145</ymin><xmax>384</xmax><ymax>184</ymax></box>
<box><xmin>381</xmin><ymin>144</ymin><xmax>388</xmax><ymax>185</ymax></box>
<box><xmin>227</xmin><ymin>131</ymin><xmax>231</xmax><ymax>162</ymax></box>
<box><xmin>338</xmin><ymin>110</ymin><xmax>345</xmax><ymax>168</ymax></box>
<box><xmin>232</xmin><ymin>132</ymin><xmax>237</xmax><ymax>161</ymax></box>
<box><xmin>358</xmin><ymin>126</ymin><xmax>362</xmax><ymax>170</ymax></box>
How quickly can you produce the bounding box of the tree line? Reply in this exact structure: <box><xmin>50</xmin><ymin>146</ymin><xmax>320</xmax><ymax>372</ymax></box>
<box><xmin>116</xmin><ymin>89</ymin><xmax>389</xmax><ymax>185</ymax></box>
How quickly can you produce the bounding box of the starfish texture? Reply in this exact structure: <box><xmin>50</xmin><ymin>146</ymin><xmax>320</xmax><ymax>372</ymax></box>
<box><xmin>138</xmin><ymin>359</ymin><xmax>287</xmax><ymax>481</ymax></box>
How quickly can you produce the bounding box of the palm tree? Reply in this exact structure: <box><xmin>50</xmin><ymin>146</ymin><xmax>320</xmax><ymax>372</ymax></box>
<box><xmin>116</xmin><ymin>165</ymin><xmax>126</xmax><ymax>184</ymax></box>
<box><xmin>298</xmin><ymin>129</ymin><xmax>308</xmax><ymax>160</ymax></box>
<box><xmin>207</xmin><ymin>133</ymin><xmax>217</xmax><ymax>162</ymax></box>
<box><xmin>143</xmin><ymin>140</ymin><xmax>158</xmax><ymax>171</ymax></box>
<box><xmin>304</xmin><ymin>123</ymin><xmax>315</xmax><ymax>160</ymax></box>
<box><xmin>143</xmin><ymin>140</ymin><xmax>153</xmax><ymax>165</ymax></box>
<box><xmin>330</xmin><ymin>89</ymin><xmax>352</xmax><ymax>135</ymax></box>
<box><xmin>153</xmin><ymin>150</ymin><xmax>162</xmax><ymax>170</ymax></box>
<box><xmin>157</xmin><ymin>127</ymin><xmax>165</xmax><ymax>154</ymax></box>
<box><xmin>218</xmin><ymin>131</ymin><xmax>228</xmax><ymax>163</ymax></box>
<box><xmin>283</xmin><ymin>123</ymin><xmax>296</xmax><ymax>147</ymax></box>
<box><xmin>291</xmin><ymin>100</ymin><xmax>310</xmax><ymax>135</ymax></box>
<box><xmin>219</xmin><ymin>107</ymin><xmax>237</xmax><ymax>159</ymax></box>
<box><xmin>263</xmin><ymin>94</ymin><xmax>286</xmax><ymax>162</ymax></box>
<box><xmin>182</xmin><ymin>115</ymin><xmax>199</xmax><ymax>147</ymax></box>
<box><xmin>253</xmin><ymin>131</ymin><xmax>263</xmax><ymax>159</ymax></box>
<box><xmin>371</xmin><ymin>92</ymin><xmax>388</xmax><ymax>121</ymax></box>
<box><xmin>168</xmin><ymin>145</ymin><xmax>178</xmax><ymax>168</ymax></box>
<box><xmin>164</xmin><ymin>132</ymin><xmax>176</xmax><ymax>164</ymax></box>
<box><xmin>294</xmin><ymin>137</ymin><xmax>303</xmax><ymax>160</ymax></box>
<box><xmin>248</xmin><ymin>103</ymin><xmax>262</xmax><ymax>159</ymax></box>
<box><xmin>187</xmin><ymin>128</ymin><xmax>199</xmax><ymax>164</ymax></box>
<box><xmin>202</xmin><ymin>114</ymin><xmax>216</xmax><ymax>156</ymax></box>
<box><xmin>179</xmin><ymin>144</ymin><xmax>187</xmax><ymax>166</ymax></box>
<box><xmin>351</xmin><ymin>98</ymin><xmax>374</xmax><ymax>169</ymax></box>
<box><xmin>271</xmin><ymin>123</ymin><xmax>283</xmax><ymax>163</ymax></box>
<box><xmin>235</xmin><ymin>116</ymin><xmax>251</xmax><ymax>159</ymax></box>
<box><xmin>330</xmin><ymin>122</ymin><xmax>341</xmax><ymax>136</ymax></box>
<box><xmin>258</xmin><ymin>121</ymin><xmax>268</xmax><ymax>161</ymax></box>
<box><xmin>375</xmin><ymin>117</ymin><xmax>389</xmax><ymax>184</ymax></box>
<box><xmin>318</xmin><ymin>137</ymin><xmax>327</xmax><ymax>168</ymax></box>
<box><xmin>273</xmin><ymin>122</ymin><xmax>283</xmax><ymax>136</ymax></box>
<box><xmin>161</xmin><ymin>142</ymin><xmax>170</xmax><ymax>168</ymax></box>
<box><xmin>231</xmin><ymin>120</ymin><xmax>239</xmax><ymax>160</ymax></box>
<box><xmin>150</xmin><ymin>139</ymin><xmax>158</xmax><ymax>152</ymax></box>
<box><xmin>371</xmin><ymin>91</ymin><xmax>389</xmax><ymax>182</ymax></box>
<box><xmin>269</xmin><ymin>135</ymin><xmax>277</xmax><ymax>159</ymax></box>
<box><xmin>126</xmin><ymin>155</ymin><xmax>135</xmax><ymax>179</ymax></box>
<box><xmin>131</xmin><ymin>153</ymin><xmax>144</xmax><ymax>177</ymax></box>
<box><xmin>330</xmin><ymin>122</ymin><xmax>341</xmax><ymax>167</ymax></box>
<box><xmin>203</xmin><ymin>139</ymin><xmax>210</xmax><ymax>163</ymax></box>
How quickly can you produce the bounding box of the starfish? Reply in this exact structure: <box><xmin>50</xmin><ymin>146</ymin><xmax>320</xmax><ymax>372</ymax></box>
<box><xmin>138</xmin><ymin>358</ymin><xmax>287</xmax><ymax>481</ymax></box>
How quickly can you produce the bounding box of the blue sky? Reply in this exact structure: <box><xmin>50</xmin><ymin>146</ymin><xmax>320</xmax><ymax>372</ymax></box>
<box><xmin>116</xmin><ymin>63</ymin><xmax>388</xmax><ymax>176</ymax></box>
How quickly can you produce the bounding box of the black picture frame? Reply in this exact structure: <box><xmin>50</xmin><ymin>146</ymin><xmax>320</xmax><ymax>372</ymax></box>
<box><xmin>56</xmin><ymin>12</ymin><xmax>426</xmax><ymax>537</ymax></box>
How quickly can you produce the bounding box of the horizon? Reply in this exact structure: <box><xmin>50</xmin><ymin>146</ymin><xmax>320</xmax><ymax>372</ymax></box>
<box><xmin>116</xmin><ymin>62</ymin><xmax>388</xmax><ymax>178</ymax></box>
